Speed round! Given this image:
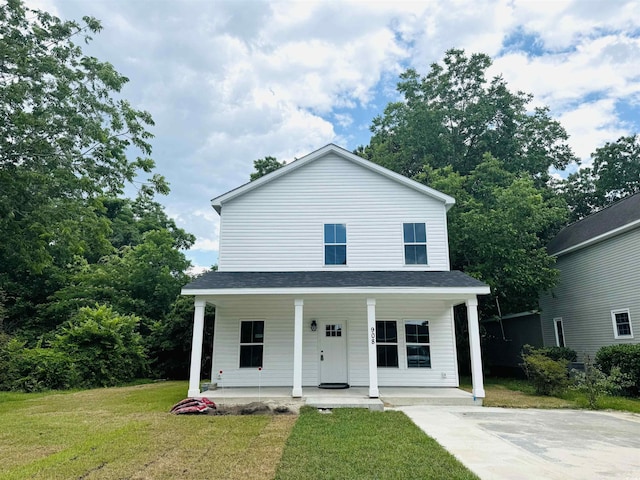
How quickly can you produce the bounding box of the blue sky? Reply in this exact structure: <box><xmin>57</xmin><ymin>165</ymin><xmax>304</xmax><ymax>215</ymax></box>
<box><xmin>29</xmin><ymin>0</ymin><xmax>640</xmax><ymax>271</ymax></box>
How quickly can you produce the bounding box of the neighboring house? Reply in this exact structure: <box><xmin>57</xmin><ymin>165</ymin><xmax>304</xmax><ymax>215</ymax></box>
<box><xmin>181</xmin><ymin>144</ymin><xmax>490</xmax><ymax>399</ymax></box>
<box><xmin>539</xmin><ymin>192</ymin><xmax>640</xmax><ymax>361</ymax></box>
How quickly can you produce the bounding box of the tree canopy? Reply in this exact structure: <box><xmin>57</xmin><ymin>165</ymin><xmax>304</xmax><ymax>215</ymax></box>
<box><xmin>0</xmin><ymin>0</ymin><xmax>201</xmax><ymax>386</ymax></box>
<box><xmin>359</xmin><ymin>49</ymin><xmax>574</xmax><ymax>315</ymax></box>
<box><xmin>250</xmin><ymin>156</ymin><xmax>286</xmax><ymax>181</ymax></box>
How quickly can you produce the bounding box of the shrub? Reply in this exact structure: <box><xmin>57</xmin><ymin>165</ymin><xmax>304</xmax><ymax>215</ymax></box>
<box><xmin>521</xmin><ymin>351</ymin><xmax>569</xmax><ymax>396</ymax></box>
<box><xmin>53</xmin><ymin>305</ymin><xmax>148</xmax><ymax>388</ymax></box>
<box><xmin>0</xmin><ymin>335</ymin><xmax>79</xmax><ymax>392</ymax></box>
<box><xmin>572</xmin><ymin>355</ymin><xmax>633</xmax><ymax>408</ymax></box>
<box><xmin>595</xmin><ymin>344</ymin><xmax>640</xmax><ymax>396</ymax></box>
<box><xmin>522</xmin><ymin>344</ymin><xmax>577</xmax><ymax>362</ymax></box>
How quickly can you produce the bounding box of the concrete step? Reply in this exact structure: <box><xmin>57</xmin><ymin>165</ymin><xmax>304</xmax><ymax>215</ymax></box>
<box><xmin>305</xmin><ymin>396</ymin><xmax>384</xmax><ymax>412</ymax></box>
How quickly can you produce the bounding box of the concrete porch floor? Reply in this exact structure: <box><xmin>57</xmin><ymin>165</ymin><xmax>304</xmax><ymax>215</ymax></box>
<box><xmin>200</xmin><ymin>386</ymin><xmax>481</xmax><ymax>411</ymax></box>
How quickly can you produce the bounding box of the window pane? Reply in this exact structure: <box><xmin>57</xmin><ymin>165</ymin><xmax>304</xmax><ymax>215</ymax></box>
<box><xmin>240</xmin><ymin>345</ymin><xmax>263</xmax><ymax>368</ymax></box>
<box><xmin>253</xmin><ymin>321</ymin><xmax>264</xmax><ymax>342</ymax></box>
<box><xmin>404</xmin><ymin>245</ymin><xmax>416</xmax><ymax>264</ymax></box>
<box><xmin>325</xmin><ymin>245</ymin><xmax>335</xmax><ymax>264</ymax></box>
<box><xmin>376</xmin><ymin>321</ymin><xmax>397</xmax><ymax>343</ymax></box>
<box><xmin>414</xmin><ymin>223</ymin><xmax>426</xmax><ymax>242</ymax></box>
<box><xmin>403</xmin><ymin>223</ymin><xmax>415</xmax><ymax>243</ymax></box>
<box><xmin>407</xmin><ymin>345</ymin><xmax>431</xmax><ymax>368</ymax></box>
<box><xmin>415</xmin><ymin>245</ymin><xmax>427</xmax><ymax>264</ymax></box>
<box><xmin>335</xmin><ymin>223</ymin><xmax>346</xmax><ymax>243</ymax></box>
<box><xmin>377</xmin><ymin>345</ymin><xmax>398</xmax><ymax>367</ymax></box>
<box><xmin>616</xmin><ymin>313</ymin><xmax>631</xmax><ymax>336</ymax></box>
<box><xmin>334</xmin><ymin>245</ymin><xmax>347</xmax><ymax>265</ymax></box>
<box><xmin>324</xmin><ymin>224</ymin><xmax>335</xmax><ymax>243</ymax></box>
<box><xmin>405</xmin><ymin>321</ymin><xmax>429</xmax><ymax>343</ymax></box>
<box><xmin>240</xmin><ymin>321</ymin><xmax>253</xmax><ymax>344</ymax></box>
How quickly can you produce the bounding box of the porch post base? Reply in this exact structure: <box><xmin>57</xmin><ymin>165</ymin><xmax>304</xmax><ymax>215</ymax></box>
<box><xmin>292</xmin><ymin>387</ymin><xmax>302</xmax><ymax>398</ymax></box>
<box><xmin>368</xmin><ymin>387</ymin><xmax>379</xmax><ymax>398</ymax></box>
<box><xmin>188</xmin><ymin>389</ymin><xmax>201</xmax><ymax>398</ymax></box>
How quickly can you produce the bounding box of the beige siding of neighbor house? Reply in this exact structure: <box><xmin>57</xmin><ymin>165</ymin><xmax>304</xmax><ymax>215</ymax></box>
<box><xmin>217</xmin><ymin>153</ymin><xmax>450</xmax><ymax>271</ymax></box>
<box><xmin>539</xmin><ymin>227</ymin><xmax>640</xmax><ymax>361</ymax></box>
<box><xmin>209</xmin><ymin>294</ymin><xmax>459</xmax><ymax>388</ymax></box>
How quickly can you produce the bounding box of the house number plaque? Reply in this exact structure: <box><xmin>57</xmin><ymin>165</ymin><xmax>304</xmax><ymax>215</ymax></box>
<box><xmin>370</xmin><ymin>327</ymin><xmax>375</xmax><ymax>344</ymax></box>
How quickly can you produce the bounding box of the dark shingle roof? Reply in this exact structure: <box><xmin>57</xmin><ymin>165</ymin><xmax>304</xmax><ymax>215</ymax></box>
<box><xmin>548</xmin><ymin>192</ymin><xmax>640</xmax><ymax>255</ymax></box>
<box><xmin>182</xmin><ymin>270</ymin><xmax>487</xmax><ymax>291</ymax></box>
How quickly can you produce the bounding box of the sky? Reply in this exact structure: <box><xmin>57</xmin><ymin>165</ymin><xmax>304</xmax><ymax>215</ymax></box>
<box><xmin>28</xmin><ymin>0</ymin><xmax>640</xmax><ymax>272</ymax></box>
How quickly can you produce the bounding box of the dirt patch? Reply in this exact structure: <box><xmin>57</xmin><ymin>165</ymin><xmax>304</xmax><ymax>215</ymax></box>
<box><xmin>209</xmin><ymin>401</ymin><xmax>299</xmax><ymax>416</ymax></box>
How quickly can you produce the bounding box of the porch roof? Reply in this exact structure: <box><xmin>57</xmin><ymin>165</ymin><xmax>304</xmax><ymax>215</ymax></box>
<box><xmin>181</xmin><ymin>270</ymin><xmax>489</xmax><ymax>296</ymax></box>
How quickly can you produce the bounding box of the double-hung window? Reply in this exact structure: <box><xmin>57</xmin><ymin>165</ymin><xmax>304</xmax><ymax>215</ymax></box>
<box><xmin>376</xmin><ymin>321</ymin><xmax>398</xmax><ymax>367</ymax></box>
<box><xmin>239</xmin><ymin>320</ymin><xmax>264</xmax><ymax>367</ymax></box>
<box><xmin>554</xmin><ymin>318</ymin><xmax>566</xmax><ymax>347</ymax></box>
<box><xmin>324</xmin><ymin>223</ymin><xmax>347</xmax><ymax>265</ymax></box>
<box><xmin>405</xmin><ymin>320</ymin><xmax>431</xmax><ymax>368</ymax></box>
<box><xmin>611</xmin><ymin>309</ymin><xmax>634</xmax><ymax>339</ymax></box>
<box><xmin>403</xmin><ymin>223</ymin><xmax>427</xmax><ymax>265</ymax></box>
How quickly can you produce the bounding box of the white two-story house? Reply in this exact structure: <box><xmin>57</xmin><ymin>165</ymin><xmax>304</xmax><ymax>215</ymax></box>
<box><xmin>181</xmin><ymin>144</ymin><xmax>489</xmax><ymax>400</ymax></box>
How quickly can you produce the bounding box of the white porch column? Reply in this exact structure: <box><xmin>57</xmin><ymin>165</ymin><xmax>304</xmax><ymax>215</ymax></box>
<box><xmin>466</xmin><ymin>297</ymin><xmax>485</xmax><ymax>399</ymax></box>
<box><xmin>292</xmin><ymin>299</ymin><xmax>304</xmax><ymax>397</ymax></box>
<box><xmin>187</xmin><ymin>299</ymin><xmax>207</xmax><ymax>397</ymax></box>
<box><xmin>367</xmin><ymin>298</ymin><xmax>379</xmax><ymax>398</ymax></box>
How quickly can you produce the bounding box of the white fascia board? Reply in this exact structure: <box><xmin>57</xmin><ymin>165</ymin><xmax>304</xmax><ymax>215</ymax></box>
<box><xmin>181</xmin><ymin>285</ymin><xmax>491</xmax><ymax>296</ymax></box>
<box><xmin>211</xmin><ymin>144</ymin><xmax>455</xmax><ymax>213</ymax></box>
<box><xmin>552</xmin><ymin>219</ymin><xmax>640</xmax><ymax>257</ymax></box>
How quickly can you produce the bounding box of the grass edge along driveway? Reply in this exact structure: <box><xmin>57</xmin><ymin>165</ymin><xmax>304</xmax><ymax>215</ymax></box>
<box><xmin>0</xmin><ymin>382</ymin><xmax>477</xmax><ymax>480</ymax></box>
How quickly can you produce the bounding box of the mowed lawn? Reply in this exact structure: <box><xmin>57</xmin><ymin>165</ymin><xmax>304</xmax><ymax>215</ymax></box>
<box><xmin>0</xmin><ymin>382</ymin><xmax>477</xmax><ymax>480</ymax></box>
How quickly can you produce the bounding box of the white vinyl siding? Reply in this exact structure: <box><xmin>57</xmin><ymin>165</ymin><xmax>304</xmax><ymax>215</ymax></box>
<box><xmin>540</xmin><ymin>227</ymin><xmax>640</xmax><ymax>361</ymax></box>
<box><xmin>217</xmin><ymin>153</ymin><xmax>450</xmax><ymax>271</ymax></box>
<box><xmin>209</xmin><ymin>294</ymin><xmax>459</xmax><ymax>388</ymax></box>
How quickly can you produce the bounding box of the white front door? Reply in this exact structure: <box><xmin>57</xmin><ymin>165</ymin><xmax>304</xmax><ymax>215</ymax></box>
<box><xmin>319</xmin><ymin>322</ymin><xmax>348</xmax><ymax>384</ymax></box>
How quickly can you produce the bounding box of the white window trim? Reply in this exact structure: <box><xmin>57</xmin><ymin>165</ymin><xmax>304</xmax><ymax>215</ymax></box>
<box><xmin>611</xmin><ymin>309</ymin><xmax>634</xmax><ymax>339</ymax></box>
<box><xmin>323</xmin><ymin>222</ymin><xmax>348</xmax><ymax>267</ymax></box>
<box><xmin>376</xmin><ymin>320</ymin><xmax>399</xmax><ymax>368</ymax></box>
<box><xmin>238</xmin><ymin>319</ymin><xmax>265</xmax><ymax>368</ymax></box>
<box><xmin>402</xmin><ymin>222</ymin><xmax>428</xmax><ymax>266</ymax></box>
<box><xmin>404</xmin><ymin>319</ymin><xmax>431</xmax><ymax>369</ymax></box>
<box><xmin>553</xmin><ymin>317</ymin><xmax>565</xmax><ymax>347</ymax></box>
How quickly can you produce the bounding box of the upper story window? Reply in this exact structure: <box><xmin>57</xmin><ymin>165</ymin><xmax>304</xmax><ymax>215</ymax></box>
<box><xmin>611</xmin><ymin>309</ymin><xmax>634</xmax><ymax>339</ymax></box>
<box><xmin>403</xmin><ymin>223</ymin><xmax>427</xmax><ymax>265</ymax></box>
<box><xmin>324</xmin><ymin>223</ymin><xmax>347</xmax><ymax>265</ymax></box>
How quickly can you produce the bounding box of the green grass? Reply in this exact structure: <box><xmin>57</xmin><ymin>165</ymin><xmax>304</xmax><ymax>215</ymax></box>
<box><xmin>460</xmin><ymin>376</ymin><xmax>640</xmax><ymax>412</ymax></box>
<box><xmin>275</xmin><ymin>407</ymin><xmax>478</xmax><ymax>480</ymax></box>
<box><xmin>0</xmin><ymin>381</ymin><xmax>295</xmax><ymax>480</ymax></box>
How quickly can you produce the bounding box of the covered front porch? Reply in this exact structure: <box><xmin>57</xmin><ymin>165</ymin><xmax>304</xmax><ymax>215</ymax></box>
<box><xmin>181</xmin><ymin>271</ymin><xmax>490</xmax><ymax>403</ymax></box>
<box><xmin>199</xmin><ymin>386</ymin><xmax>481</xmax><ymax>411</ymax></box>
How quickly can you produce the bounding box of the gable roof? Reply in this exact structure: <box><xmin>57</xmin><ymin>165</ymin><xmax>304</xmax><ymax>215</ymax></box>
<box><xmin>211</xmin><ymin>144</ymin><xmax>455</xmax><ymax>213</ymax></box>
<box><xmin>181</xmin><ymin>270</ymin><xmax>489</xmax><ymax>295</ymax></box>
<box><xmin>548</xmin><ymin>192</ymin><xmax>640</xmax><ymax>256</ymax></box>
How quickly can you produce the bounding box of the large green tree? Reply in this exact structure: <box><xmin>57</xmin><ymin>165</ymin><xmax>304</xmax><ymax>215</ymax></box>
<box><xmin>0</xmin><ymin>0</ymin><xmax>170</xmax><ymax>333</ymax></box>
<box><xmin>359</xmin><ymin>49</ymin><xmax>573</xmax><ymax>315</ymax></box>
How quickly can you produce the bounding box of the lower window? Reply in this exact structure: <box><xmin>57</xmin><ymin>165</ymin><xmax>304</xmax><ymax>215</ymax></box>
<box><xmin>611</xmin><ymin>309</ymin><xmax>634</xmax><ymax>339</ymax></box>
<box><xmin>240</xmin><ymin>320</ymin><xmax>264</xmax><ymax>367</ymax></box>
<box><xmin>405</xmin><ymin>320</ymin><xmax>431</xmax><ymax>368</ymax></box>
<box><xmin>376</xmin><ymin>320</ymin><xmax>398</xmax><ymax>367</ymax></box>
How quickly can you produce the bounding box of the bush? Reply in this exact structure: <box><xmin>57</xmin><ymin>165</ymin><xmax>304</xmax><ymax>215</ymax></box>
<box><xmin>0</xmin><ymin>335</ymin><xmax>79</xmax><ymax>392</ymax></box>
<box><xmin>572</xmin><ymin>355</ymin><xmax>633</xmax><ymax>408</ymax></box>
<box><xmin>595</xmin><ymin>344</ymin><xmax>640</xmax><ymax>397</ymax></box>
<box><xmin>521</xmin><ymin>351</ymin><xmax>569</xmax><ymax>395</ymax></box>
<box><xmin>522</xmin><ymin>344</ymin><xmax>577</xmax><ymax>362</ymax></box>
<box><xmin>52</xmin><ymin>305</ymin><xmax>148</xmax><ymax>388</ymax></box>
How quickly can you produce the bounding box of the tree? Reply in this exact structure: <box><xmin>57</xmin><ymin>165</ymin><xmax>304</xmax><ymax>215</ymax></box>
<box><xmin>563</xmin><ymin>135</ymin><xmax>640</xmax><ymax>221</ymax></box>
<box><xmin>250</xmin><ymin>156</ymin><xmax>286</xmax><ymax>181</ymax></box>
<box><xmin>0</xmin><ymin>0</ymin><xmax>170</xmax><ymax>334</ymax></box>
<box><xmin>359</xmin><ymin>49</ymin><xmax>573</xmax><ymax>316</ymax></box>
<box><xmin>360</xmin><ymin>49</ymin><xmax>576</xmax><ymax>181</ymax></box>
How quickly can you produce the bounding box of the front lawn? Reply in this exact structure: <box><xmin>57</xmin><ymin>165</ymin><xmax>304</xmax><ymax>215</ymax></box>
<box><xmin>276</xmin><ymin>407</ymin><xmax>478</xmax><ymax>480</ymax></box>
<box><xmin>0</xmin><ymin>381</ymin><xmax>295</xmax><ymax>480</ymax></box>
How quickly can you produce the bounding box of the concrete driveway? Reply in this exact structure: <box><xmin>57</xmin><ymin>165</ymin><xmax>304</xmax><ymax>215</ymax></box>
<box><xmin>398</xmin><ymin>405</ymin><xmax>640</xmax><ymax>480</ymax></box>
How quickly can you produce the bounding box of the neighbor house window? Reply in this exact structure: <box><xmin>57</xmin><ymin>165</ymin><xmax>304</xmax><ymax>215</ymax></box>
<box><xmin>240</xmin><ymin>320</ymin><xmax>264</xmax><ymax>367</ymax></box>
<box><xmin>611</xmin><ymin>309</ymin><xmax>633</xmax><ymax>339</ymax></box>
<box><xmin>324</xmin><ymin>223</ymin><xmax>347</xmax><ymax>265</ymax></box>
<box><xmin>403</xmin><ymin>223</ymin><xmax>427</xmax><ymax>264</ymax></box>
<box><xmin>376</xmin><ymin>321</ymin><xmax>398</xmax><ymax>367</ymax></box>
<box><xmin>405</xmin><ymin>320</ymin><xmax>431</xmax><ymax>368</ymax></box>
<box><xmin>554</xmin><ymin>318</ymin><xmax>566</xmax><ymax>347</ymax></box>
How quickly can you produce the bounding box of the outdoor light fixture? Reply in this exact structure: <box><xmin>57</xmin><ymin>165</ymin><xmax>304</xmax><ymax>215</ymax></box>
<box><xmin>310</xmin><ymin>319</ymin><xmax>317</xmax><ymax>331</ymax></box>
